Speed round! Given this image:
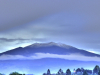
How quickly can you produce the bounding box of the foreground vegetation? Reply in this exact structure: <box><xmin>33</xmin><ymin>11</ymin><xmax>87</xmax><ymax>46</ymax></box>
<box><xmin>0</xmin><ymin>65</ymin><xmax>100</xmax><ymax>75</ymax></box>
<box><xmin>43</xmin><ymin>65</ymin><xmax>100</xmax><ymax>75</ymax></box>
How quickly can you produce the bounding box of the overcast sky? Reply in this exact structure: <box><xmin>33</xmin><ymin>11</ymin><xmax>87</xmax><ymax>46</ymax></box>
<box><xmin>0</xmin><ymin>0</ymin><xmax>100</xmax><ymax>54</ymax></box>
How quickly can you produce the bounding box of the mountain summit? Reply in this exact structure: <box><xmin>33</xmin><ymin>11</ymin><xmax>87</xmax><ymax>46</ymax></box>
<box><xmin>29</xmin><ymin>42</ymin><xmax>72</xmax><ymax>48</ymax></box>
<box><xmin>0</xmin><ymin>42</ymin><xmax>100</xmax><ymax>57</ymax></box>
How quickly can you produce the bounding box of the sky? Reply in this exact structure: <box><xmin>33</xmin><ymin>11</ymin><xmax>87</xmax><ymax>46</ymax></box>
<box><xmin>0</xmin><ymin>0</ymin><xmax>100</xmax><ymax>54</ymax></box>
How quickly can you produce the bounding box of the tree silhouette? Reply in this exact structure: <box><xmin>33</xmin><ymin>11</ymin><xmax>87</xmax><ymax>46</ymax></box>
<box><xmin>43</xmin><ymin>73</ymin><xmax>47</xmax><ymax>75</ymax></box>
<box><xmin>47</xmin><ymin>69</ymin><xmax>51</xmax><ymax>75</ymax></box>
<box><xmin>85</xmin><ymin>70</ymin><xmax>92</xmax><ymax>74</ymax></box>
<box><xmin>57</xmin><ymin>69</ymin><xmax>64</xmax><ymax>75</ymax></box>
<box><xmin>9</xmin><ymin>72</ymin><xmax>21</xmax><ymax>75</ymax></box>
<box><xmin>0</xmin><ymin>73</ymin><xmax>3</xmax><ymax>75</ymax></box>
<box><xmin>76</xmin><ymin>68</ymin><xmax>81</xmax><ymax>73</ymax></box>
<box><xmin>83</xmin><ymin>71</ymin><xmax>88</xmax><ymax>75</ymax></box>
<box><xmin>66</xmin><ymin>69</ymin><xmax>71</xmax><ymax>75</ymax></box>
<box><xmin>98</xmin><ymin>70</ymin><xmax>100</xmax><ymax>75</ymax></box>
<box><xmin>93</xmin><ymin>65</ymin><xmax>100</xmax><ymax>75</ymax></box>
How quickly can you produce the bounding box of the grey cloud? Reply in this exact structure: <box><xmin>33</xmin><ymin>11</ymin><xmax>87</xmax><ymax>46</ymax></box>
<box><xmin>0</xmin><ymin>37</ymin><xmax>47</xmax><ymax>53</ymax></box>
<box><xmin>0</xmin><ymin>0</ymin><xmax>100</xmax><ymax>31</ymax></box>
<box><xmin>0</xmin><ymin>38</ymin><xmax>29</xmax><ymax>42</ymax></box>
<box><xmin>0</xmin><ymin>0</ymin><xmax>100</xmax><ymax>54</ymax></box>
<box><xmin>1</xmin><ymin>12</ymin><xmax>100</xmax><ymax>54</ymax></box>
<box><xmin>0</xmin><ymin>38</ymin><xmax>47</xmax><ymax>42</ymax></box>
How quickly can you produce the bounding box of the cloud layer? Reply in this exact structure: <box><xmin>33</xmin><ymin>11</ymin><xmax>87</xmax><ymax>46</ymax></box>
<box><xmin>0</xmin><ymin>0</ymin><xmax>100</xmax><ymax>54</ymax></box>
<box><xmin>0</xmin><ymin>12</ymin><xmax>100</xmax><ymax>54</ymax></box>
<box><xmin>0</xmin><ymin>0</ymin><xmax>100</xmax><ymax>31</ymax></box>
<box><xmin>0</xmin><ymin>53</ymin><xmax>100</xmax><ymax>62</ymax></box>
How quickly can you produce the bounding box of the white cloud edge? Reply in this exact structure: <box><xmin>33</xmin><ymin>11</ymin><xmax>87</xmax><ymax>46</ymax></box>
<box><xmin>0</xmin><ymin>53</ymin><xmax>100</xmax><ymax>62</ymax></box>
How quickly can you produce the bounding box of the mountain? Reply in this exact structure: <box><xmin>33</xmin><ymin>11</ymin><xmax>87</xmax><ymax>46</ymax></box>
<box><xmin>0</xmin><ymin>42</ymin><xmax>100</xmax><ymax>57</ymax></box>
<box><xmin>0</xmin><ymin>42</ymin><xmax>100</xmax><ymax>75</ymax></box>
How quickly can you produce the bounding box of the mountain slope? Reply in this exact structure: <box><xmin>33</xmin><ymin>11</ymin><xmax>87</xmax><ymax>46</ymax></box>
<box><xmin>0</xmin><ymin>42</ymin><xmax>100</xmax><ymax>75</ymax></box>
<box><xmin>0</xmin><ymin>42</ymin><xmax>100</xmax><ymax>57</ymax></box>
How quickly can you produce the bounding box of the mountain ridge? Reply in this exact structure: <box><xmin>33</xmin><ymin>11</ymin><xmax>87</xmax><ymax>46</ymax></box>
<box><xmin>0</xmin><ymin>42</ymin><xmax>100</xmax><ymax>57</ymax></box>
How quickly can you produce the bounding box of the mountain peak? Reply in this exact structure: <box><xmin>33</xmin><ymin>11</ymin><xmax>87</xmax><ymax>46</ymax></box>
<box><xmin>29</xmin><ymin>42</ymin><xmax>72</xmax><ymax>49</ymax></box>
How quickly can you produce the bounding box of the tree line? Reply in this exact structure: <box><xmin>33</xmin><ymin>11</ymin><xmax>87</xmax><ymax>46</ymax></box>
<box><xmin>43</xmin><ymin>65</ymin><xmax>100</xmax><ymax>75</ymax></box>
<box><xmin>0</xmin><ymin>65</ymin><xmax>100</xmax><ymax>75</ymax></box>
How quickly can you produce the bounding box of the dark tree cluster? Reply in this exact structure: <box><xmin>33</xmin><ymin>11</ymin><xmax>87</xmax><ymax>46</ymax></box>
<box><xmin>43</xmin><ymin>65</ymin><xmax>100</xmax><ymax>75</ymax></box>
<box><xmin>66</xmin><ymin>69</ymin><xmax>71</xmax><ymax>75</ymax></box>
<box><xmin>93</xmin><ymin>65</ymin><xmax>100</xmax><ymax>75</ymax></box>
<box><xmin>76</xmin><ymin>68</ymin><xmax>81</xmax><ymax>73</ymax></box>
<box><xmin>43</xmin><ymin>69</ymin><xmax>51</xmax><ymax>75</ymax></box>
<box><xmin>85</xmin><ymin>69</ymin><xmax>92</xmax><ymax>74</ymax></box>
<box><xmin>57</xmin><ymin>69</ymin><xmax>64</xmax><ymax>75</ymax></box>
<box><xmin>83</xmin><ymin>71</ymin><xmax>88</xmax><ymax>75</ymax></box>
<box><xmin>9</xmin><ymin>72</ymin><xmax>25</xmax><ymax>75</ymax></box>
<box><xmin>43</xmin><ymin>68</ymin><xmax>71</xmax><ymax>75</ymax></box>
<box><xmin>0</xmin><ymin>65</ymin><xmax>100</xmax><ymax>75</ymax></box>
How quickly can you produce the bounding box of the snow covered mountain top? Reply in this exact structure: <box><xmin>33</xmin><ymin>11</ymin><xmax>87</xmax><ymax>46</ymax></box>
<box><xmin>29</xmin><ymin>42</ymin><xmax>72</xmax><ymax>49</ymax></box>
